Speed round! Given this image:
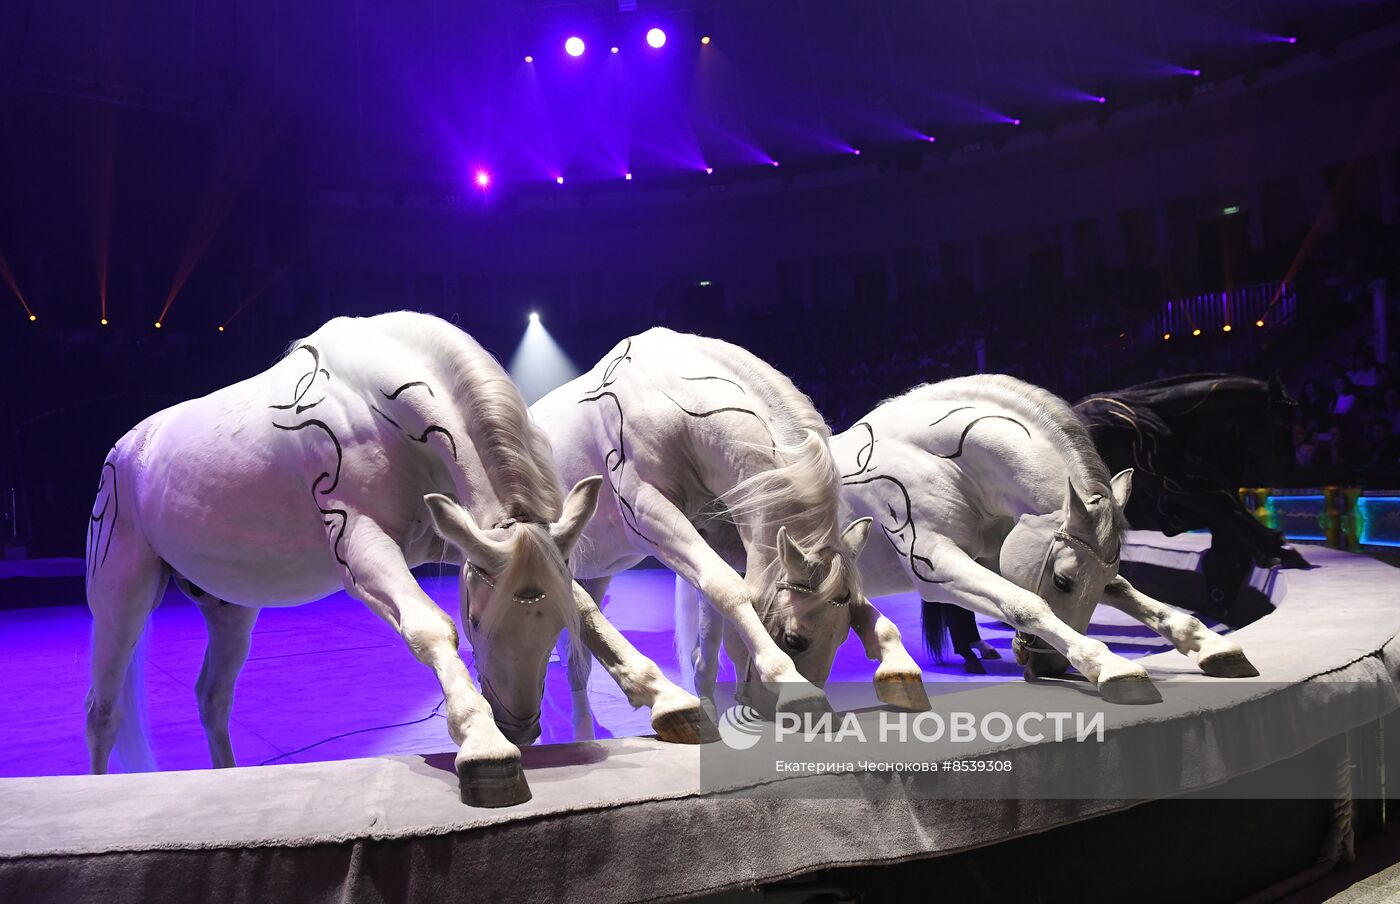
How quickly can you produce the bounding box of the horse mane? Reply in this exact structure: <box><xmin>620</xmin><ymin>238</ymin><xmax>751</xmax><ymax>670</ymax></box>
<box><xmin>666</xmin><ymin>330</ymin><xmax>843</xmax><ymax>557</ymax></box>
<box><xmin>340</xmin><ymin>312</ymin><xmax>564</xmax><ymax>523</ymax></box>
<box><xmin>901</xmin><ymin>374</ymin><xmax>1127</xmax><ymax>558</ymax></box>
<box><xmin>1076</xmin><ymin>374</ymin><xmax>1288</xmax><ymax>419</ymax></box>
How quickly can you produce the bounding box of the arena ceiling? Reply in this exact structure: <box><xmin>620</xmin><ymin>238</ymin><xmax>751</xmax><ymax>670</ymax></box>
<box><xmin>1</xmin><ymin>0</ymin><xmax>1397</xmax><ymax>193</ymax></box>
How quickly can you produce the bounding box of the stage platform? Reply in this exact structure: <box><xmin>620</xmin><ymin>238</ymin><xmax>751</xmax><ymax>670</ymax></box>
<box><xmin>1</xmin><ymin>534</ymin><xmax>1397</xmax><ymax>903</ymax></box>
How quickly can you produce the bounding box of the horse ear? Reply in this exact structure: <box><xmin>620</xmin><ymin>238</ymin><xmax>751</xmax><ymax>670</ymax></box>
<box><xmin>1062</xmin><ymin>479</ymin><xmax>1094</xmax><ymax>533</ymax></box>
<box><xmin>424</xmin><ymin>494</ymin><xmax>503</xmax><ymax>568</ymax></box>
<box><xmin>551</xmin><ymin>476</ymin><xmax>603</xmax><ymax>557</ymax></box>
<box><xmin>776</xmin><ymin>526</ymin><xmax>810</xmax><ymax>578</ymax></box>
<box><xmin>841</xmin><ymin>518</ymin><xmax>873</xmax><ymax>558</ymax></box>
<box><xmin>1109</xmin><ymin>469</ymin><xmax>1133</xmax><ymax>509</ymax></box>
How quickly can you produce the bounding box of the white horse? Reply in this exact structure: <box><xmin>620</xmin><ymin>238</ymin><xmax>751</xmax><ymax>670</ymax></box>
<box><xmin>85</xmin><ymin>311</ymin><xmax>711</xmax><ymax>808</ymax></box>
<box><xmin>822</xmin><ymin>374</ymin><xmax>1259</xmax><ymax>703</ymax></box>
<box><xmin>532</xmin><ymin>329</ymin><xmax>928</xmax><ymax>731</ymax></box>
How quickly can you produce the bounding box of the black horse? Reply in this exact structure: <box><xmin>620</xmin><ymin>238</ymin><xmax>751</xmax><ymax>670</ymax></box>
<box><xmin>925</xmin><ymin>373</ymin><xmax>1307</xmax><ymax>673</ymax></box>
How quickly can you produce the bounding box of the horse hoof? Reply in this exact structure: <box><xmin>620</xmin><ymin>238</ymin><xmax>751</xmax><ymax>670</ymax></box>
<box><xmin>876</xmin><ymin>671</ymin><xmax>932</xmax><ymax>711</ymax></box>
<box><xmin>458</xmin><ymin>760</ymin><xmax>532</xmax><ymax>808</ymax></box>
<box><xmin>1200</xmin><ymin>648</ymin><xmax>1260</xmax><ymax>679</ymax></box>
<box><xmin>776</xmin><ymin>684</ymin><xmax>833</xmax><ymax>719</ymax></box>
<box><xmin>652</xmin><ymin>702</ymin><xmax>721</xmax><ymax>744</ymax></box>
<box><xmin>978</xmin><ymin>646</ymin><xmax>1003</xmax><ymax>661</ymax></box>
<box><xmin>1099</xmin><ymin>674</ymin><xmax>1163</xmax><ymax>705</ymax></box>
<box><xmin>960</xmin><ymin>655</ymin><xmax>987</xmax><ymax>676</ymax></box>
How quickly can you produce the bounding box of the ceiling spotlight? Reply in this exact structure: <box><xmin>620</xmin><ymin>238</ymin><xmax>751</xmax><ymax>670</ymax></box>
<box><xmin>529</xmin><ymin>311</ymin><xmax>540</xmax><ymax>324</ymax></box>
<box><xmin>701</xmin><ymin>35</ymin><xmax>711</xmax><ymax>45</ymax></box>
<box><xmin>154</xmin><ymin>321</ymin><xmax>163</xmax><ymax>329</ymax></box>
<box><xmin>1191</xmin><ymin>328</ymin><xmax>1201</xmax><ymax>336</ymax></box>
<box><xmin>100</xmin><ymin>318</ymin><xmax>108</xmax><ymax>326</ymax></box>
<box><xmin>1010</xmin><ymin>118</ymin><xmax>1022</xmax><ymax>126</ymax></box>
<box><xmin>770</xmin><ymin>160</ymin><xmax>780</xmax><ymax>167</ymax></box>
<box><xmin>646</xmin><ymin>28</ymin><xmax>666</xmax><ymax>49</ymax></box>
<box><xmin>565</xmin><ymin>36</ymin><xmax>585</xmax><ymax>57</ymax></box>
<box><xmin>1094</xmin><ymin>96</ymin><xmax>1107</xmax><ymax>104</ymax></box>
<box><xmin>610</xmin><ymin>46</ymin><xmax>619</xmax><ymax>54</ymax></box>
<box><xmin>555</xmin><ymin>175</ymin><xmax>565</xmax><ymax>185</ymax></box>
<box><xmin>28</xmin><ymin>313</ymin><xmax>36</xmax><ymax>322</ymax></box>
<box><xmin>625</xmin><ymin>172</ymin><xmax>633</xmax><ymax>181</ymax></box>
<box><xmin>926</xmin><ymin>135</ymin><xmax>937</xmax><ymax>143</ymax></box>
<box><xmin>1223</xmin><ymin>324</ymin><xmax>1233</xmax><ymax>332</ymax></box>
<box><xmin>218</xmin><ymin>325</ymin><xmax>225</xmax><ymax>332</ymax></box>
<box><xmin>1189</xmin><ymin>68</ymin><xmax>1202</xmax><ymax>77</ymax></box>
<box><xmin>1163</xmin><ymin>332</ymin><xmax>1171</xmax><ymax>340</ymax></box>
<box><xmin>1256</xmin><ymin>319</ymin><xmax>1265</xmax><ymax>327</ymax></box>
<box><xmin>705</xmin><ymin>166</ymin><xmax>713</xmax><ymax>174</ymax></box>
<box><xmin>474</xmin><ymin>169</ymin><xmax>491</xmax><ymax>188</ymax></box>
<box><xmin>524</xmin><ymin>55</ymin><xmax>533</xmax><ymax>63</ymax></box>
<box><xmin>1283</xmin><ymin>36</ymin><xmax>1297</xmax><ymax>44</ymax></box>
<box><xmin>852</xmin><ymin>148</ymin><xmax>861</xmax><ymax>156</ymax></box>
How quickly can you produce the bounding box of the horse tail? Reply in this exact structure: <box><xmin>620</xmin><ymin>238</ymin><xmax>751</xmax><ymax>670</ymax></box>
<box><xmin>674</xmin><ymin>575</ymin><xmax>702</xmax><ymax>692</ymax></box>
<box><xmin>920</xmin><ymin>599</ymin><xmax>949</xmax><ymax>665</ymax></box>
<box><xmin>112</xmin><ymin>628</ymin><xmax>156</xmax><ymax>772</ymax></box>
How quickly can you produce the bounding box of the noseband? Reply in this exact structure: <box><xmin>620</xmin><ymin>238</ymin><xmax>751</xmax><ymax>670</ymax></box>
<box><xmin>1012</xmin><ymin>521</ymin><xmax>1118</xmax><ymax>664</ymax></box>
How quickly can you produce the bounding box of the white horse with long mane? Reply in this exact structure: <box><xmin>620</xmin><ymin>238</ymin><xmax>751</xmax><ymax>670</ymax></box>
<box><xmin>84</xmin><ymin>311</ymin><xmax>711</xmax><ymax>808</ymax></box>
<box><xmin>823</xmin><ymin>374</ymin><xmax>1259</xmax><ymax>703</ymax></box>
<box><xmin>532</xmin><ymin>328</ymin><xmax>928</xmax><ymax>730</ymax></box>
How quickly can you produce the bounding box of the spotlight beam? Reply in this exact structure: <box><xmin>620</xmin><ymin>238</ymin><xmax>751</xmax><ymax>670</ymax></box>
<box><xmin>509</xmin><ymin>314</ymin><xmax>579</xmax><ymax>404</ymax></box>
<box><xmin>0</xmin><ymin>252</ymin><xmax>35</xmax><ymax>321</ymax></box>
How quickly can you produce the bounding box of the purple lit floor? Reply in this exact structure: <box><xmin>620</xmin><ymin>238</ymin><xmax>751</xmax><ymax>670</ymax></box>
<box><xmin>0</xmin><ymin>569</ymin><xmax>1179</xmax><ymax>778</ymax></box>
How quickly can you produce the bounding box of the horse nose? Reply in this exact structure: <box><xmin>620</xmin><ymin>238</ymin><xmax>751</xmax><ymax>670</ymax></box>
<box><xmin>783</xmin><ymin>632</ymin><xmax>810</xmax><ymax>653</ymax></box>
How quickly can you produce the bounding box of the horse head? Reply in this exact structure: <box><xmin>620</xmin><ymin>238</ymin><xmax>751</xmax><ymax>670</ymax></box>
<box><xmin>998</xmin><ymin>470</ymin><xmax>1132</xmax><ymax>678</ymax></box>
<box><xmin>424</xmin><ymin>476</ymin><xmax>602</xmax><ymax>744</ymax></box>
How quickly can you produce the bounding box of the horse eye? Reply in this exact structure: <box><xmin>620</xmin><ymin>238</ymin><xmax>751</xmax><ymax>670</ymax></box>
<box><xmin>1052</xmin><ymin>573</ymin><xmax>1074</xmax><ymax>593</ymax></box>
<box><xmin>832</xmin><ymin>593</ymin><xmax>851</xmax><ymax>606</ymax></box>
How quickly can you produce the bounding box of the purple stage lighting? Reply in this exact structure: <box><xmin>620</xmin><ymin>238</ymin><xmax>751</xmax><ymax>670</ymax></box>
<box><xmin>705</xmin><ymin>166</ymin><xmax>714</xmax><ymax>174</ymax></box>
<box><xmin>852</xmin><ymin>149</ymin><xmax>861</xmax><ymax>156</ymax></box>
<box><xmin>926</xmin><ymin>135</ymin><xmax>937</xmax><ymax>143</ymax></box>
<box><xmin>524</xmin><ymin>55</ymin><xmax>533</xmax><ymax>63</ymax></box>
<box><xmin>555</xmin><ymin>175</ymin><xmax>565</xmax><ymax>185</ymax></box>
<box><xmin>1282</xmin><ymin>36</ymin><xmax>1298</xmax><ymax>44</ymax></box>
<box><xmin>646</xmin><ymin>28</ymin><xmax>667</xmax><ymax>49</ymax></box>
<box><xmin>1010</xmin><ymin>118</ymin><xmax>1022</xmax><ymax>126</ymax></box>
<box><xmin>771</xmin><ymin>160</ymin><xmax>780</xmax><ymax>167</ymax></box>
<box><xmin>1093</xmin><ymin>96</ymin><xmax>1107</xmax><ymax>104</ymax></box>
<box><xmin>474</xmin><ymin>170</ymin><xmax>491</xmax><ymax>189</ymax></box>
<box><xmin>565</xmin><ymin>36</ymin><xmax>585</xmax><ymax>57</ymax></box>
<box><xmin>611</xmin><ymin>46</ymin><xmax>619</xmax><ymax>54</ymax></box>
<box><xmin>625</xmin><ymin>172</ymin><xmax>633</xmax><ymax>181</ymax></box>
<box><xmin>1190</xmin><ymin>68</ymin><xmax>1201</xmax><ymax>77</ymax></box>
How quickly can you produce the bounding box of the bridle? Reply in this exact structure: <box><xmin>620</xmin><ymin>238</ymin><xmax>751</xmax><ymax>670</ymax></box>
<box><xmin>1012</xmin><ymin>520</ymin><xmax>1118</xmax><ymax>664</ymax></box>
<box><xmin>775</xmin><ymin>580</ymin><xmax>850</xmax><ymax>607</ymax></box>
<box><xmin>463</xmin><ymin>515</ymin><xmax>549</xmax><ymax>606</ymax></box>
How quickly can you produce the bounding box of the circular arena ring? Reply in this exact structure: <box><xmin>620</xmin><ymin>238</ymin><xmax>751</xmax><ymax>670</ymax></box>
<box><xmin>1</xmin><ymin>532</ymin><xmax>1397</xmax><ymax>904</ymax></box>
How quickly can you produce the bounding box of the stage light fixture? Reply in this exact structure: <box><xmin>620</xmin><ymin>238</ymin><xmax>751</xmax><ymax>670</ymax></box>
<box><xmin>28</xmin><ymin>314</ymin><xmax>36</xmax><ymax>322</ymax></box>
<box><xmin>1190</xmin><ymin>69</ymin><xmax>1202</xmax><ymax>77</ymax></box>
<box><xmin>1094</xmin><ymin>96</ymin><xmax>1107</xmax><ymax>104</ymax></box>
<box><xmin>926</xmin><ymin>135</ymin><xmax>937</xmax><ymax>143</ymax></box>
<box><xmin>646</xmin><ymin>28</ymin><xmax>666</xmax><ymax>49</ymax></box>
<box><xmin>474</xmin><ymin>170</ymin><xmax>491</xmax><ymax>189</ymax></box>
<box><xmin>1163</xmin><ymin>332</ymin><xmax>1171</xmax><ymax>340</ymax></box>
<box><xmin>611</xmin><ymin>46</ymin><xmax>619</xmax><ymax>54</ymax></box>
<box><xmin>1010</xmin><ymin>118</ymin><xmax>1022</xmax><ymax>126</ymax></box>
<box><xmin>565</xmin><ymin>36</ymin><xmax>585</xmax><ymax>57</ymax></box>
<box><xmin>1256</xmin><ymin>319</ymin><xmax>1265</xmax><ymax>327</ymax></box>
<box><xmin>852</xmin><ymin>149</ymin><xmax>861</xmax><ymax>156</ymax></box>
<box><xmin>218</xmin><ymin>325</ymin><xmax>225</xmax><ymax>332</ymax></box>
<box><xmin>705</xmin><ymin>166</ymin><xmax>713</xmax><ymax>174</ymax></box>
<box><xmin>555</xmin><ymin>175</ymin><xmax>565</xmax><ymax>185</ymax></box>
<box><xmin>1284</xmin><ymin>36</ymin><xmax>1297</xmax><ymax>44</ymax></box>
<box><xmin>625</xmin><ymin>172</ymin><xmax>633</xmax><ymax>180</ymax></box>
<box><xmin>524</xmin><ymin>55</ymin><xmax>533</xmax><ymax>63</ymax></box>
<box><xmin>529</xmin><ymin>311</ymin><xmax>540</xmax><ymax>324</ymax></box>
<box><xmin>1223</xmin><ymin>324</ymin><xmax>1232</xmax><ymax>332</ymax></box>
<box><xmin>771</xmin><ymin>160</ymin><xmax>780</xmax><ymax>167</ymax></box>
<box><xmin>701</xmin><ymin>35</ymin><xmax>711</xmax><ymax>45</ymax></box>
<box><xmin>1192</xmin><ymin>328</ymin><xmax>1201</xmax><ymax>336</ymax></box>
<box><xmin>154</xmin><ymin>321</ymin><xmax>163</xmax><ymax>329</ymax></box>
<box><xmin>100</xmin><ymin>318</ymin><xmax>108</xmax><ymax>326</ymax></box>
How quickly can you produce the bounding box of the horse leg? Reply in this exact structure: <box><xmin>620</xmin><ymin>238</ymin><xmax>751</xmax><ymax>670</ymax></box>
<box><xmin>86</xmin><ymin>534</ymin><xmax>167</xmax><ymax>774</ymax></box>
<box><xmin>570</xmin><ymin>582</ymin><xmax>717</xmax><ymax>743</ymax></box>
<box><xmin>848</xmin><ymin>597</ymin><xmax>931</xmax><ymax>709</ymax></box>
<box><xmin>629</xmin><ymin>482</ymin><xmax>827</xmax><ymax>716</ymax></box>
<box><xmin>563</xmin><ymin>575</ymin><xmax>611</xmax><ymax>741</ymax></box>
<box><xmin>924</xmin><ymin>539</ymin><xmax>1162</xmax><ymax>704</ymax></box>
<box><xmin>343</xmin><ymin>521</ymin><xmax>528</xmax><ymax>807</ymax></box>
<box><xmin>1103</xmin><ymin>576</ymin><xmax>1259</xmax><ymax>678</ymax></box>
<box><xmin>188</xmin><ymin>590</ymin><xmax>259</xmax><ymax>768</ymax></box>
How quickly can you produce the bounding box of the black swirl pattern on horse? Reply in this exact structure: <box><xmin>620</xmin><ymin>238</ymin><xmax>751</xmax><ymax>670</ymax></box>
<box><xmin>843</xmin><ymin>471</ymin><xmax>948</xmax><ymax>587</ymax></box>
<box><xmin>271</xmin><ymin>419</ymin><xmax>356</xmax><ymax>587</ymax></box>
<box><xmin>578</xmin><ymin>340</ymin><xmax>657</xmax><ymax>544</ymax></box>
<box><xmin>928</xmin><ymin>413</ymin><xmax>1031</xmax><ymax>459</ymax></box>
<box><xmin>87</xmin><ymin>462</ymin><xmax>118</xmax><ymax>576</ymax></box>
<box><xmin>370</xmin><ymin>381</ymin><xmax>459</xmax><ymax>461</ymax></box>
<box><xmin>841</xmin><ymin>422</ymin><xmax>877</xmax><ymax>479</ymax></box>
<box><xmin>269</xmin><ymin>345</ymin><xmax>331</xmax><ymax>415</ymax></box>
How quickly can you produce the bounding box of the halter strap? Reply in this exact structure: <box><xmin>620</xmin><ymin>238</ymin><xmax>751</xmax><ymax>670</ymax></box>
<box><xmin>465</xmin><ymin>560</ymin><xmax>544</xmax><ymax>605</ymax></box>
<box><xmin>775</xmin><ymin>580</ymin><xmax>850</xmax><ymax>607</ymax></box>
<box><xmin>1014</xmin><ymin>519</ymin><xmax>1116</xmax><ymax>664</ymax></box>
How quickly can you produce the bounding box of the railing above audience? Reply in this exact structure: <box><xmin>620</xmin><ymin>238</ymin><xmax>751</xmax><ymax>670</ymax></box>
<box><xmin>1150</xmin><ymin>281</ymin><xmax>1297</xmax><ymax>341</ymax></box>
